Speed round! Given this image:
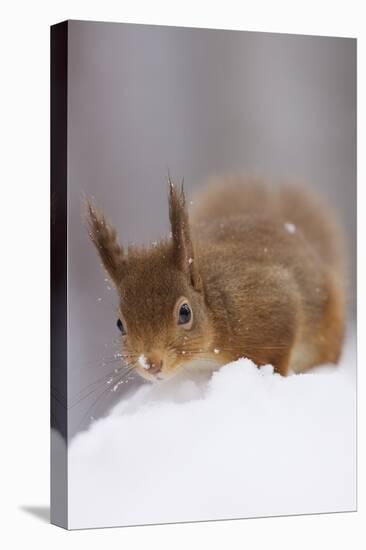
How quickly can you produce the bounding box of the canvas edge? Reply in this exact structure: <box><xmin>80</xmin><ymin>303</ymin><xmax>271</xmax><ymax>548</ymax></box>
<box><xmin>50</xmin><ymin>20</ymin><xmax>69</xmax><ymax>530</ymax></box>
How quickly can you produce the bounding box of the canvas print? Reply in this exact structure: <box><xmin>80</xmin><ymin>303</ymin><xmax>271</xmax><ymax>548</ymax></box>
<box><xmin>51</xmin><ymin>20</ymin><xmax>356</xmax><ymax>530</ymax></box>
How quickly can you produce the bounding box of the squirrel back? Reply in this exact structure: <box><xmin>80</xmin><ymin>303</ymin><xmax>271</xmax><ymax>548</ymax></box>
<box><xmin>191</xmin><ymin>176</ymin><xmax>345</xmax><ymax>275</ymax></box>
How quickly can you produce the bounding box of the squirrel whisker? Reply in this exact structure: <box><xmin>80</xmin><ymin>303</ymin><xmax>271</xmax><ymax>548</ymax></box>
<box><xmin>76</xmin><ymin>365</ymin><xmax>137</xmax><ymax>431</ymax></box>
<box><xmin>69</xmin><ymin>363</ymin><xmax>135</xmax><ymax>406</ymax></box>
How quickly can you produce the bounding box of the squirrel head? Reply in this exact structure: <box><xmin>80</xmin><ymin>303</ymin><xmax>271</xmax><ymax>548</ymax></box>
<box><xmin>86</xmin><ymin>180</ymin><xmax>216</xmax><ymax>381</ymax></box>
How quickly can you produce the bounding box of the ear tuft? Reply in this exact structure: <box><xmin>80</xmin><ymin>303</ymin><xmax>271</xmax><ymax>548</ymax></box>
<box><xmin>85</xmin><ymin>201</ymin><xmax>126</xmax><ymax>285</ymax></box>
<box><xmin>168</xmin><ymin>178</ymin><xmax>202</xmax><ymax>291</ymax></box>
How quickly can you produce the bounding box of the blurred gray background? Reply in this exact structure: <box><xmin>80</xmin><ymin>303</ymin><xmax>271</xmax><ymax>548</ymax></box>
<box><xmin>67</xmin><ymin>20</ymin><xmax>356</xmax><ymax>439</ymax></box>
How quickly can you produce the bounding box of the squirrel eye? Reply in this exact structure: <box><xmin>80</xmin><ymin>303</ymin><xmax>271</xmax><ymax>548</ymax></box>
<box><xmin>178</xmin><ymin>303</ymin><xmax>192</xmax><ymax>325</ymax></box>
<box><xmin>116</xmin><ymin>318</ymin><xmax>126</xmax><ymax>335</ymax></box>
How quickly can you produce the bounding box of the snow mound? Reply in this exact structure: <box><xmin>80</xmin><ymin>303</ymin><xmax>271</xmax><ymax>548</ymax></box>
<box><xmin>68</xmin><ymin>334</ymin><xmax>356</xmax><ymax>529</ymax></box>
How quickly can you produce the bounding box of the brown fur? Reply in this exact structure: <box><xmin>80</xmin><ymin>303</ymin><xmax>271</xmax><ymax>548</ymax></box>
<box><xmin>86</xmin><ymin>176</ymin><xmax>346</xmax><ymax>380</ymax></box>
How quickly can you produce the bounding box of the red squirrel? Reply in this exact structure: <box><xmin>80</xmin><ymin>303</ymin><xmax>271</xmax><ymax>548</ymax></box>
<box><xmin>87</xmin><ymin>176</ymin><xmax>346</xmax><ymax>380</ymax></box>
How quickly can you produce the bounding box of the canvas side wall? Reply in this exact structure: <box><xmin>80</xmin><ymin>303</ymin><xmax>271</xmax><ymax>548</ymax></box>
<box><xmin>50</xmin><ymin>20</ymin><xmax>68</xmax><ymax>529</ymax></box>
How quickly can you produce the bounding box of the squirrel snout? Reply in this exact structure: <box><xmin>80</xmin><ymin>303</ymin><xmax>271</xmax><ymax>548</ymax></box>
<box><xmin>138</xmin><ymin>353</ymin><xmax>163</xmax><ymax>375</ymax></box>
<box><xmin>146</xmin><ymin>358</ymin><xmax>163</xmax><ymax>375</ymax></box>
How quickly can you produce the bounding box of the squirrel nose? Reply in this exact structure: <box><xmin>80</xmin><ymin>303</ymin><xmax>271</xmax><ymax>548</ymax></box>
<box><xmin>146</xmin><ymin>355</ymin><xmax>163</xmax><ymax>375</ymax></box>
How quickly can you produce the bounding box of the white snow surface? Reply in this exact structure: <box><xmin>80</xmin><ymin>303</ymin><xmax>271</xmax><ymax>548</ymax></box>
<box><xmin>68</xmin><ymin>331</ymin><xmax>356</xmax><ymax>529</ymax></box>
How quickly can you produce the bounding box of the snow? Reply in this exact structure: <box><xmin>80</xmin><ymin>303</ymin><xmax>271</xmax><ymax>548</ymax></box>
<box><xmin>284</xmin><ymin>222</ymin><xmax>296</xmax><ymax>234</ymax></box>
<box><xmin>138</xmin><ymin>354</ymin><xmax>149</xmax><ymax>370</ymax></box>
<box><xmin>68</xmin><ymin>331</ymin><xmax>356</xmax><ymax>530</ymax></box>
<box><xmin>112</xmin><ymin>380</ymin><xmax>125</xmax><ymax>392</ymax></box>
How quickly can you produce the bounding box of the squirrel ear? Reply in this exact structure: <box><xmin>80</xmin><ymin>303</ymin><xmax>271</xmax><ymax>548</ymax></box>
<box><xmin>168</xmin><ymin>178</ymin><xmax>202</xmax><ymax>292</ymax></box>
<box><xmin>85</xmin><ymin>201</ymin><xmax>126</xmax><ymax>285</ymax></box>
